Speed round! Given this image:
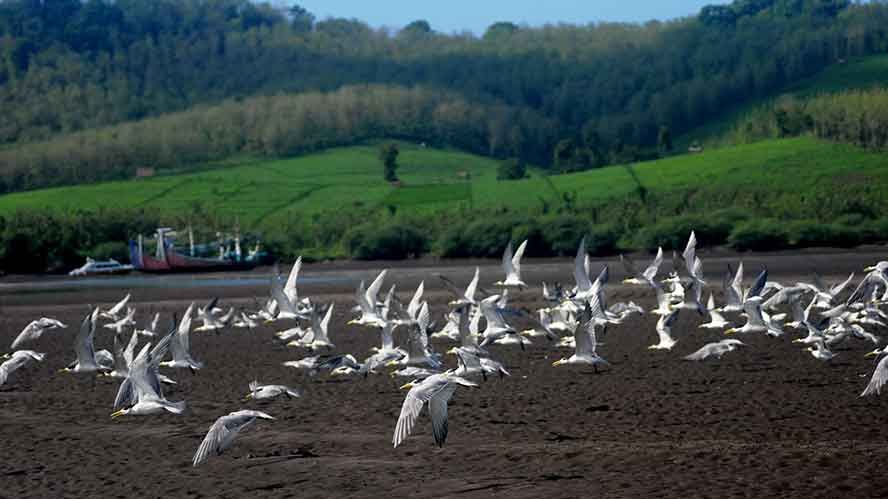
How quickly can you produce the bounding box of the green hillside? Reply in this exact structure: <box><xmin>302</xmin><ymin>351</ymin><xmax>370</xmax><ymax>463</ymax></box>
<box><xmin>2</xmin><ymin>137</ymin><xmax>886</xmax><ymax>227</ymax></box>
<box><xmin>676</xmin><ymin>54</ymin><xmax>888</xmax><ymax>150</ymax></box>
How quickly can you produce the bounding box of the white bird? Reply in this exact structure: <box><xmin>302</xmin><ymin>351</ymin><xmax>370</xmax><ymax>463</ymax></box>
<box><xmin>649</xmin><ymin>309</ymin><xmax>680</xmax><ymax>350</ymax></box>
<box><xmin>111</xmin><ymin>330</ymin><xmax>185</xmax><ymax>418</ymax></box>
<box><xmin>135</xmin><ymin>312</ymin><xmax>161</xmax><ymax>337</ymax></box>
<box><xmin>478</xmin><ymin>295</ymin><xmax>527</xmax><ymax>349</ymax></box>
<box><xmin>0</xmin><ymin>350</ymin><xmax>45</xmax><ymax>386</ymax></box>
<box><xmin>438</xmin><ymin>267</ymin><xmax>481</xmax><ymax>307</ymax></box>
<box><xmin>620</xmin><ymin>247</ymin><xmax>663</xmax><ymax>285</ymax></box>
<box><xmin>284</xmin><ymin>256</ymin><xmax>303</xmax><ymax>304</ymax></box>
<box><xmin>100</xmin><ymin>293</ymin><xmax>131</xmax><ymax>321</ymax></box>
<box><xmin>448</xmin><ymin>346</ymin><xmax>509</xmax><ymax>380</ymax></box>
<box><xmin>160</xmin><ymin>303</ymin><xmax>203</xmax><ymax>371</ymax></box>
<box><xmin>192</xmin><ymin>410</ymin><xmax>275</xmax><ymax>466</ymax></box>
<box><xmin>288</xmin><ymin>304</ymin><xmax>335</xmax><ymax>351</ymax></box>
<box><xmin>494</xmin><ymin>240</ymin><xmax>528</xmax><ymax>288</ymax></box>
<box><xmin>725</xmin><ymin>297</ymin><xmax>769</xmax><ymax>336</ymax></box>
<box><xmin>393</xmin><ymin>372</ymin><xmax>478</xmax><ymax>448</ymax></box>
<box><xmin>683</xmin><ymin>339</ymin><xmax>744</xmax><ymax>361</ymax></box>
<box><xmin>552</xmin><ymin>303</ymin><xmax>609</xmax><ymax>370</ymax></box>
<box><xmin>104</xmin><ymin>307</ymin><xmax>136</xmax><ymax>334</ymax></box>
<box><xmin>388</xmin><ymin>303</ymin><xmax>441</xmax><ymax>369</ymax></box>
<box><xmin>10</xmin><ymin>317</ymin><xmax>66</xmax><ymax>349</ymax></box>
<box><xmin>806</xmin><ymin>338</ymin><xmax>837</xmax><ymax>361</ymax></box>
<box><xmin>348</xmin><ymin>270</ymin><xmax>388</xmax><ymax>327</ymax></box>
<box><xmin>106</xmin><ymin>330</ymin><xmax>140</xmax><ymax>379</ymax></box>
<box><xmin>244</xmin><ymin>380</ymin><xmax>300</xmax><ymax>401</ymax></box>
<box><xmin>61</xmin><ymin>308</ymin><xmax>105</xmax><ymax>373</ymax></box>
<box><xmin>861</xmin><ymin>349</ymin><xmax>888</xmax><ymax>397</ymax></box>
<box><xmin>699</xmin><ymin>294</ymin><xmax>730</xmax><ymax>329</ymax></box>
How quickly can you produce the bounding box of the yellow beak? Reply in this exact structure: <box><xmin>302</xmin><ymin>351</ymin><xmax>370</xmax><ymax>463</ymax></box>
<box><xmin>865</xmin><ymin>351</ymin><xmax>878</xmax><ymax>358</ymax></box>
<box><xmin>399</xmin><ymin>382</ymin><xmax>414</xmax><ymax>390</ymax></box>
<box><xmin>725</xmin><ymin>329</ymin><xmax>736</xmax><ymax>336</ymax></box>
<box><xmin>552</xmin><ymin>360</ymin><xmax>563</xmax><ymax>366</ymax></box>
<box><xmin>110</xmin><ymin>409</ymin><xmax>126</xmax><ymax>419</ymax></box>
<box><xmin>243</xmin><ymin>393</ymin><xmax>253</xmax><ymax>401</ymax></box>
<box><xmin>865</xmin><ymin>266</ymin><xmax>876</xmax><ymax>272</ymax></box>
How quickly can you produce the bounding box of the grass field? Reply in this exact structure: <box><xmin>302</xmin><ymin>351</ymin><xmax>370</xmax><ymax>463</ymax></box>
<box><xmin>1</xmin><ymin>137</ymin><xmax>886</xmax><ymax>230</ymax></box>
<box><xmin>675</xmin><ymin>54</ymin><xmax>888</xmax><ymax>150</ymax></box>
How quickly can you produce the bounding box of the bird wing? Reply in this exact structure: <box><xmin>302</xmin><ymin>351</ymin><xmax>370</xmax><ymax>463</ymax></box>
<box><xmin>428</xmin><ymin>389</ymin><xmax>453</xmax><ymax>447</ymax></box>
<box><xmin>284</xmin><ymin>256</ymin><xmax>302</xmax><ymax>301</ymax></box>
<box><xmin>393</xmin><ymin>380</ymin><xmax>435</xmax><ymax>448</ymax></box>
<box><xmin>830</xmin><ymin>273</ymin><xmax>855</xmax><ymax>296</ymax></box>
<box><xmin>682</xmin><ymin>231</ymin><xmax>697</xmax><ymax>277</ymax></box>
<box><xmin>642</xmin><ymin>247</ymin><xmax>664</xmax><ymax>282</ymax></box>
<box><xmin>861</xmin><ymin>355</ymin><xmax>888</xmax><ymax>397</ymax></box>
<box><xmin>684</xmin><ymin>343</ymin><xmax>714</xmax><ymax>361</ymax></box>
<box><xmin>74</xmin><ymin>308</ymin><xmax>98</xmax><ymax>367</ymax></box>
<box><xmin>574</xmin><ymin>238</ymin><xmax>592</xmax><ymax>292</ymax></box>
<box><xmin>500</xmin><ymin>241</ymin><xmax>516</xmax><ymax>280</ymax></box>
<box><xmin>620</xmin><ymin>254</ymin><xmax>639</xmax><ymax>278</ymax></box>
<box><xmin>193</xmin><ymin>418</ymin><xmax>231</xmax><ymax>466</ymax></box>
<box><xmin>465</xmin><ymin>267</ymin><xmax>480</xmax><ymax>301</ymax></box>
<box><xmin>511</xmin><ymin>240</ymin><xmax>528</xmax><ymax>279</ymax></box>
<box><xmin>745</xmin><ymin>269</ymin><xmax>768</xmax><ymax>301</ymax></box>
<box><xmin>407</xmin><ymin>281</ymin><xmax>425</xmax><ymax>320</ymax></box>
<box><xmin>270</xmin><ymin>276</ymin><xmax>297</xmax><ymax>316</ymax></box>
<box><xmin>318</xmin><ymin>303</ymin><xmax>334</xmax><ymax>342</ymax></box>
<box><xmin>365</xmin><ymin>270</ymin><xmax>388</xmax><ymax>306</ymax></box>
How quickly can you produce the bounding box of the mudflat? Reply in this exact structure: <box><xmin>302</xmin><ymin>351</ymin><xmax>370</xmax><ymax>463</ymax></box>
<box><xmin>1</xmin><ymin>250</ymin><xmax>887</xmax><ymax>498</ymax></box>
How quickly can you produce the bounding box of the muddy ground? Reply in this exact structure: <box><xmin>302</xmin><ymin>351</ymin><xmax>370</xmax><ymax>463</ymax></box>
<box><xmin>1</xmin><ymin>249</ymin><xmax>887</xmax><ymax>498</ymax></box>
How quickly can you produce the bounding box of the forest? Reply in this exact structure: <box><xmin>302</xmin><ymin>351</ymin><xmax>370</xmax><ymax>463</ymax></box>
<box><xmin>1</xmin><ymin>0</ymin><xmax>886</xmax><ymax>193</ymax></box>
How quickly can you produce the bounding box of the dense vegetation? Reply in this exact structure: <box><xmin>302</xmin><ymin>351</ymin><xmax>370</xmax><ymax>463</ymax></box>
<box><xmin>729</xmin><ymin>88</ymin><xmax>888</xmax><ymax>149</ymax></box>
<box><xmin>1</xmin><ymin>0</ymin><xmax>887</xmax><ymax>193</ymax></box>
<box><xmin>2</xmin><ymin>137</ymin><xmax>886</xmax><ymax>273</ymax></box>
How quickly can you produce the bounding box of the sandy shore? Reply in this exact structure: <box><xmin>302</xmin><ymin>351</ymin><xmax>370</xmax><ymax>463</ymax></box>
<box><xmin>1</xmin><ymin>250</ymin><xmax>887</xmax><ymax>498</ymax></box>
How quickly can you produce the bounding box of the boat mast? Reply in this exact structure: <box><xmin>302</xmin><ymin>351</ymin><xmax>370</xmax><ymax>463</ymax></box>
<box><xmin>189</xmin><ymin>226</ymin><xmax>195</xmax><ymax>257</ymax></box>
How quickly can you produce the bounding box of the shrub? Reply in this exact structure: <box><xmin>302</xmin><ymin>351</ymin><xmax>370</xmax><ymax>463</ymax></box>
<box><xmin>436</xmin><ymin>216</ymin><xmax>516</xmax><ymax>258</ymax></box>
<box><xmin>786</xmin><ymin>220</ymin><xmax>860</xmax><ymax>248</ymax></box>
<box><xmin>631</xmin><ymin>215</ymin><xmax>732</xmax><ymax>251</ymax></box>
<box><xmin>84</xmin><ymin>241</ymin><xmax>131</xmax><ymax>262</ymax></box>
<box><xmin>728</xmin><ymin>219</ymin><xmax>790</xmax><ymax>251</ymax></box>
<box><xmin>540</xmin><ymin>214</ymin><xmax>588</xmax><ymax>256</ymax></box>
<box><xmin>346</xmin><ymin>222</ymin><xmax>428</xmax><ymax>260</ymax></box>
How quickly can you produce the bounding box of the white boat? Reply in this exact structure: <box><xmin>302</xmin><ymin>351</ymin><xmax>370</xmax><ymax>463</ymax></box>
<box><xmin>68</xmin><ymin>258</ymin><xmax>134</xmax><ymax>277</ymax></box>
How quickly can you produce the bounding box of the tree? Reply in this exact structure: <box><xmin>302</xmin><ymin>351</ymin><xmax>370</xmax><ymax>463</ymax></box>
<box><xmin>497</xmin><ymin>158</ymin><xmax>526</xmax><ymax>180</ymax></box>
<box><xmin>401</xmin><ymin>20</ymin><xmax>432</xmax><ymax>37</ymax></box>
<box><xmin>288</xmin><ymin>4</ymin><xmax>314</xmax><ymax>33</ymax></box>
<box><xmin>657</xmin><ymin>126</ymin><xmax>673</xmax><ymax>153</ymax></box>
<box><xmin>483</xmin><ymin>22</ymin><xmax>518</xmax><ymax>41</ymax></box>
<box><xmin>379</xmin><ymin>143</ymin><xmax>399</xmax><ymax>182</ymax></box>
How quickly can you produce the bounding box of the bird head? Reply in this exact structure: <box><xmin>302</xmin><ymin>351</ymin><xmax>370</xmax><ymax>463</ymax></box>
<box><xmin>243</xmin><ymin>393</ymin><xmax>254</xmax><ymax>401</ymax></box>
<box><xmin>110</xmin><ymin>408</ymin><xmax>129</xmax><ymax>419</ymax></box>
<box><xmin>399</xmin><ymin>380</ymin><xmax>417</xmax><ymax>390</ymax></box>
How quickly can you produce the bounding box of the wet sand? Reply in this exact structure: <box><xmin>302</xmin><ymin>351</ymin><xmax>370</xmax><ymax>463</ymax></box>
<box><xmin>1</xmin><ymin>250</ymin><xmax>887</xmax><ymax>498</ymax></box>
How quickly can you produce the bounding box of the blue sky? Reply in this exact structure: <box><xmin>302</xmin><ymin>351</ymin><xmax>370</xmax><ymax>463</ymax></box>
<box><xmin>292</xmin><ymin>1</ymin><xmax>730</xmax><ymax>34</ymax></box>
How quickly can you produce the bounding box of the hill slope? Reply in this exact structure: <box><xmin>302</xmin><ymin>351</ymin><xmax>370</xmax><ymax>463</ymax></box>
<box><xmin>676</xmin><ymin>54</ymin><xmax>888</xmax><ymax>150</ymax></box>
<box><xmin>2</xmin><ymin>137</ymin><xmax>885</xmax><ymax>227</ymax></box>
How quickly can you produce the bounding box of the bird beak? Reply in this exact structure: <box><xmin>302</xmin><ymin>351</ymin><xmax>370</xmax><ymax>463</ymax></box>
<box><xmin>243</xmin><ymin>393</ymin><xmax>253</xmax><ymax>401</ymax></box>
<box><xmin>1</xmin><ymin>353</ymin><xmax>9</xmax><ymax>359</ymax></box>
<box><xmin>552</xmin><ymin>359</ymin><xmax>563</xmax><ymax>366</ymax></box>
<box><xmin>110</xmin><ymin>409</ymin><xmax>125</xmax><ymax>419</ymax></box>
<box><xmin>724</xmin><ymin>328</ymin><xmax>736</xmax><ymax>336</ymax></box>
<box><xmin>347</xmin><ymin>319</ymin><xmax>357</xmax><ymax>325</ymax></box>
<box><xmin>865</xmin><ymin>351</ymin><xmax>878</xmax><ymax>358</ymax></box>
<box><xmin>57</xmin><ymin>368</ymin><xmax>70</xmax><ymax>373</ymax></box>
<box><xmin>791</xmin><ymin>339</ymin><xmax>802</xmax><ymax>344</ymax></box>
<box><xmin>446</xmin><ymin>348</ymin><xmax>456</xmax><ymax>355</ymax></box>
<box><xmin>385</xmin><ymin>361</ymin><xmax>398</xmax><ymax>367</ymax></box>
<box><xmin>865</xmin><ymin>266</ymin><xmax>876</xmax><ymax>272</ymax></box>
<box><xmin>399</xmin><ymin>382</ymin><xmax>414</xmax><ymax>390</ymax></box>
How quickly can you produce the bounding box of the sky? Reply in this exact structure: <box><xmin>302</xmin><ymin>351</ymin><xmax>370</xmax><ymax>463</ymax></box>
<box><xmin>292</xmin><ymin>1</ymin><xmax>731</xmax><ymax>34</ymax></box>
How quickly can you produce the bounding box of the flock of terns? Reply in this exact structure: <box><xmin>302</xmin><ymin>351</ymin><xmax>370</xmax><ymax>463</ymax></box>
<box><xmin>3</xmin><ymin>231</ymin><xmax>888</xmax><ymax>465</ymax></box>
